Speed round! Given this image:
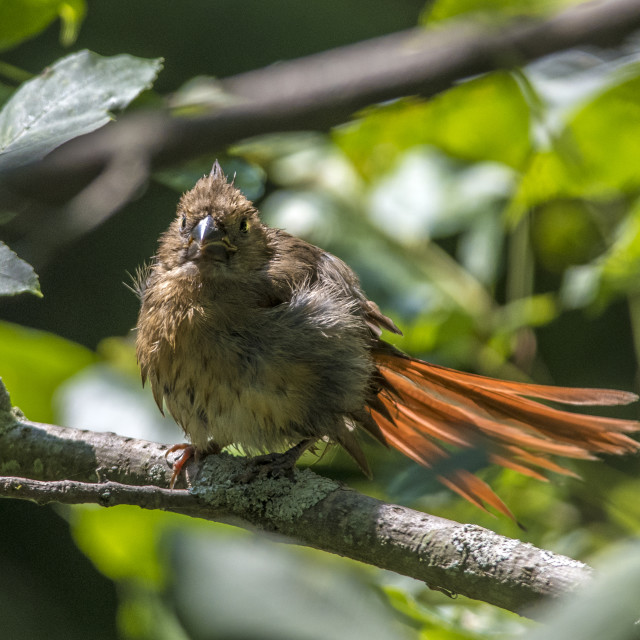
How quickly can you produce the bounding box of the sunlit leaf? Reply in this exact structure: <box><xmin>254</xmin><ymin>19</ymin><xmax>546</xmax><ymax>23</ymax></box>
<box><xmin>495</xmin><ymin>294</ymin><xmax>557</xmax><ymax>331</ymax></box>
<box><xmin>570</xmin><ymin>68</ymin><xmax>640</xmax><ymax>193</ymax></box>
<box><xmin>57</xmin><ymin>0</ymin><xmax>86</xmax><ymax>46</ymax></box>
<box><xmin>336</xmin><ymin>71</ymin><xmax>530</xmax><ymax>179</ymax></box>
<box><xmin>0</xmin><ymin>0</ymin><xmax>86</xmax><ymax>51</ymax></box>
<box><xmin>510</xmin><ymin>64</ymin><xmax>640</xmax><ymax>217</ymax></box>
<box><xmin>0</xmin><ymin>321</ymin><xmax>95</xmax><ymax>422</ymax></box>
<box><xmin>0</xmin><ymin>49</ymin><xmax>163</xmax><ymax>170</ymax></box>
<box><xmin>508</xmin><ymin>150</ymin><xmax>581</xmax><ymax>218</ymax></box>
<box><xmin>531</xmin><ymin>200</ymin><xmax>603</xmax><ymax>272</ymax></box>
<box><xmin>70</xmin><ymin>506</ymin><xmax>172</xmax><ymax>586</ymax></box>
<box><xmin>0</xmin><ymin>241</ymin><xmax>42</xmax><ymax>297</ymax></box>
<box><xmin>424</xmin><ymin>0</ymin><xmax>585</xmax><ymax>24</ymax></box>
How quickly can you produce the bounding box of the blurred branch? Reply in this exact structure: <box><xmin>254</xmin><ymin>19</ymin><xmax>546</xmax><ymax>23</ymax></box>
<box><xmin>12</xmin><ymin>151</ymin><xmax>150</xmax><ymax>269</ymax></box>
<box><xmin>3</xmin><ymin>0</ymin><xmax>640</xmax><ymax>205</ymax></box>
<box><xmin>0</xmin><ymin>387</ymin><xmax>592</xmax><ymax>618</ymax></box>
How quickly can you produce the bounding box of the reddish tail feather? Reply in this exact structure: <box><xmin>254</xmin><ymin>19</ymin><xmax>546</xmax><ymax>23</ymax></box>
<box><xmin>371</xmin><ymin>351</ymin><xmax>640</xmax><ymax>520</ymax></box>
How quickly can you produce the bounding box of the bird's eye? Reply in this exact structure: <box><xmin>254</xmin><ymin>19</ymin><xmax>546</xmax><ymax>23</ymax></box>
<box><xmin>180</xmin><ymin>215</ymin><xmax>187</xmax><ymax>231</ymax></box>
<box><xmin>239</xmin><ymin>217</ymin><xmax>249</xmax><ymax>233</ymax></box>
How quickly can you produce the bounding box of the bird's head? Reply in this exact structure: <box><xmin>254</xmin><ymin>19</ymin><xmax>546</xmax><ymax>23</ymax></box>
<box><xmin>155</xmin><ymin>161</ymin><xmax>272</xmax><ymax>278</ymax></box>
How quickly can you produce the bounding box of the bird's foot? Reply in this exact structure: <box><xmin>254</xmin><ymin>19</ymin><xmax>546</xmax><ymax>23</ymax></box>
<box><xmin>165</xmin><ymin>441</ymin><xmax>221</xmax><ymax>488</ymax></box>
<box><xmin>237</xmin><ymin>439</ymin><xmax>314</xmax><ymax>483</ymax></box>
<box><xmin>165</xmin><ymin>443</ymin><xmax>195</xmax><ymax>489</ymax></box>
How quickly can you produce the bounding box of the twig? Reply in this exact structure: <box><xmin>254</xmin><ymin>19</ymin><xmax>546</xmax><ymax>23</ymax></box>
<box><xmin>0</xmin><ymin>476</ymin><xmax>193</xmax><ymax>509</ymax></box>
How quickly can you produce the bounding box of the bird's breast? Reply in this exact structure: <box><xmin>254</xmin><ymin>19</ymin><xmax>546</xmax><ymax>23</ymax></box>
<box><xmin>144</xmin><ymin>307</ymin><xmax>315</xmax><ymax>453</ymax></box>
<box><xmin>137</xmin><ymin>272</ymin><xmax>374</xmax><ymax>455</ymax></box>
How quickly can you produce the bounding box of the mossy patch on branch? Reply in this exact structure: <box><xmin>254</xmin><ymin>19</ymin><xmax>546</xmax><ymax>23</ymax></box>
<box><xmin>191</xmin><ymin>452</ymin><xmax>340</xmax><ymax>522</ymax></box>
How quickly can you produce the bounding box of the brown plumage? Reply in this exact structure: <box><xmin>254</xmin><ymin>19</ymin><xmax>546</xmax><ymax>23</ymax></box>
<box><xmin>135</xmin><ymin>162</ymin><xmax>639</xmax><ymax>518</ymax></box>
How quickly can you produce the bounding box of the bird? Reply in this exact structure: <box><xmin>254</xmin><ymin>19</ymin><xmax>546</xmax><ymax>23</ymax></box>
<box><xmin>135</xmin><ymin>161</ymin><xmax>639</xmax><ymax>519</ymax></box>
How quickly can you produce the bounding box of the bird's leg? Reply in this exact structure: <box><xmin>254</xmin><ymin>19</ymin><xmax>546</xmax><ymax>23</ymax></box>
<box><xmin>237</xmin><ymin>439</ymin><xmax>315</xmax><ymax>482</ymax></box>
<box><xmin>165</xmin><ymin>441</ymin><xmax>221</xmax><ymax>488</ymax></box>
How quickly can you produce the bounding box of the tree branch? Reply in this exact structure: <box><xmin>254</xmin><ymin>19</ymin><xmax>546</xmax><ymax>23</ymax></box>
<box><xmin>0</xmin><ymin>384</ymin><xmax>591</xmax><ymax>618</ymax></box>
<box><xmin>0</xmin><ymin>476</ymin><xmax>193</xmax><ymax>509</ymax></box>
<box><xmin>4</xmin><ymin>0</ymin><xmax>640</xmax><ymax>201</ymax></box>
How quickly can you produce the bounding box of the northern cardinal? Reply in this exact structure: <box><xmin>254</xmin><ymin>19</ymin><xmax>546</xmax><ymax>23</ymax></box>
<box><xmin>135</xmin><ymin>162</ymin><xmax>639</xmax><ymax>518</ymax></box>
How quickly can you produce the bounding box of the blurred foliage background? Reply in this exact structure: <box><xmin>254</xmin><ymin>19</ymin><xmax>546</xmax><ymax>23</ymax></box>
<box><xmin>1</xmin><ymin>0</ymin><xmax>640</xmax><ymax>638</ymax></box>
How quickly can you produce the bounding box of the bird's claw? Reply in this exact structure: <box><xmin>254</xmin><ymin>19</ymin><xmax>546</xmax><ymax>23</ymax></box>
<box><xmin>165</xmin><ymin>443</ymin><xmax>196</xmax><ymax>489</ymax></box>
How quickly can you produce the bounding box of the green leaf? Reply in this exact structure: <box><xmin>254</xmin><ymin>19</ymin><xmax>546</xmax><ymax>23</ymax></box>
<box><xmin>422</xmin><ymin>71</ymin><xmax>531</xmax><ymax>168</ymax></box>
<box><xmin>423</xmin><ymin>0</ymin><xmax>586</xmax><ymax>24</ymax></box>
<box><xmin>509</xmin><ymin>64</ymin><xmax>640</xmax><ymax>217</ymax></box>
<box><xmin>569</xmin><ymin>69</ymin><xmax>640</xmax><ymax>193</ymax></box>
<box><xmin>598</xmin><ymin>200</ymin><xmax>640</xmax><ymax>300</ymax></box>
<box><xmin>57</xmin><ymin>0</ymin><xmax>86</xmax><ymax>46</ymax></box>
<box><xmin>0</xmin><ymin>241</ymin><xmax>42</xmax><ymax>297</ymax></box>
<box><xmin>531</xmin><ymin>200</ymin><xmax>603</xmax><ymax>272</ymax></box>
<box><xmin>558</xmin><ymin>199</ymin><xmax>640</xmax><ymax>309</ymax></box>
<box><xmin>495</xmin><ymin>293</ymin><xmax>557</xmax><ymax>332</ymax></box>
<box><xmin>335</xmin><ymin>71</ymin><xmax>531</xmax><ymax>178</ymax></box>
<box><xmin>508</xmin><ymin>150</ymin><xmax>581</xmax><ymax>216</ymax></box>
<box><xmin>0</xmin><ymin>0</ymin><xmax>86</xmax><ymax>51</ymax></box>
<box><xmin>0</xmin><ymin>321</ymin><xmax>95</xmax><ymax>422</ymax></box>
<box><xmin>0</xmin><ymin>49</ymin><xmax>163</xmax><ymax>170</ymax></box>
<box><xmin>70</xmin><ymin>506</ymin><xmax>171</xmax><ymax>586</ymax></box>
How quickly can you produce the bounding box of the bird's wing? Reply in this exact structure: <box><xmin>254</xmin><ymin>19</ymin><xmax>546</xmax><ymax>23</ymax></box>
<box><xmin>266</xmin><ymin>229</ymin><xmax>401</xmax><ymax>336</ymax></box>
<box><xmin>316</xmin><ymin>252</ymin><xmax>402</xmax><ymax>337</ymax></box>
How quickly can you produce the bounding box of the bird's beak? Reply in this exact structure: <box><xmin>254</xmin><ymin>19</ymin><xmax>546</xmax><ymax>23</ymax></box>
<box><xmin>187</xmin><ymin>215</ymin><xmax>237</xmax><ymax>261</ymax></box>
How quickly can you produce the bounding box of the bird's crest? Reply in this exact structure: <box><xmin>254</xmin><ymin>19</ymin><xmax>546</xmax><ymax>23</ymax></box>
<box><xmin>210</xmin><ymin>160</ymin><xmax>225</xmax><ymax>181</ymax></box>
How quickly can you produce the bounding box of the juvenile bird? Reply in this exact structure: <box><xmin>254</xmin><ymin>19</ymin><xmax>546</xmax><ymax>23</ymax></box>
<box><xmin>136</xmin><ymin>162</ymin><xmax>639</xmax><ymax>518</ymax></box>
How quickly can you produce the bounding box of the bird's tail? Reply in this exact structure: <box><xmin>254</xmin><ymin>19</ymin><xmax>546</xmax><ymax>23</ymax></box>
<box><xmin>370</xmin><ymin>350</ymin><xmax>640</xmax><ymax>520</ymax></box>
